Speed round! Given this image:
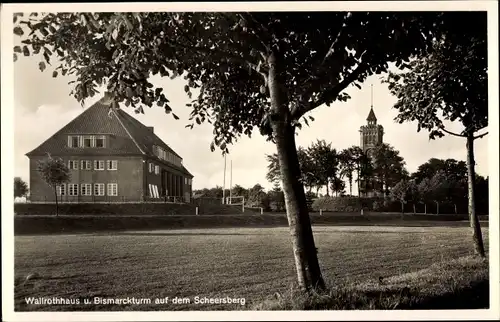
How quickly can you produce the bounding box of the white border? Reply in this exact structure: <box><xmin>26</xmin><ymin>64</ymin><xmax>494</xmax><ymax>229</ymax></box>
<box><xmin>2</xmin><ymin>2</ymin><xmax>499</xmax><ymax>321</ymax></box>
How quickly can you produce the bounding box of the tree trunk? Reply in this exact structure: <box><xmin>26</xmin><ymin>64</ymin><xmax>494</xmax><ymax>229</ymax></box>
<box><xmin>466</xmin><ymin>133</ymin><xmax>485</xmax><ymax>257</ymax></box>
<box><xmin>436</xmin><ymin>201</ymin><xmax>439</xmax><ymax>215</ymax></box>
<box><xmin>326</xmin><ymin>182</ymin><xmax>330</xmax><ymax>197</ymax></box>
<box><xmin>454</xmin><ymin>203</ymin><xmax>457</xmax><ymax>214</ymax></box>
<box><xmin>349</xmin><ymin>177</ymin><xmax>353</xmax><ymax>196</ymax></box>
<box><xmin>268</xmin><ymin>51</ymin><xmax>325</xmax><ymax>292</ymax></box>
<box><xmin>54</xmin><ymin>186</ymin><xmax>58</xmax><ymax>217</ymax></box>
<box><xmin>424</xmin><ymin>203</ymin><xmax>427</xmax><ymax>214</ymax></box>
<box><xmin>316</xmin><ymin>186</ymin><xmax>320</xmax><ymax>197</ymax></box>
<box><xmin>413</xmin><ymin>203</ymin><xmax>416</xmax><ymax>215</ymax></box>
<box><xmin>357</xmin><ymin>169</ymin><xmax>361</xmax><ymax>197</ymax></box>
<box><xmin>400</xmin><ymin>201</ymin><xmax>404</xmax><ymax>214</ymax></box>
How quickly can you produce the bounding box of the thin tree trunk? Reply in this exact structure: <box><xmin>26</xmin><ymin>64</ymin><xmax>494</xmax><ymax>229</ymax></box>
<box><xmin>268</xmin><ymin>51</ymin><xmax>325</xmax><ymax>292</ymax></box>
<box><xmin>326</xmin><ymin>182</ymin><xmax>330</xmax><ymax>197</ymax></box>
<box><xmin>424</xmin><ymin>203</ymin><xmax>427</xmax><ymax>214</ymax></box>
<box><xmin>349</xmin><ymin>177</ymin><xmax>353</xmax><ymax>196</ymax></box>
<box><xmin>54</xmin><ymin>186</ymin><xmax>58</xmax><ymax>217</ymax></box>
<box><xmin>454</xmin><ymin>203</ymin><xmax>457</xmax><ymax>214</ymax></box>
<box><xmin>466</xmin><ymin>133</ymin><xmax>485</xmax><ymax>257</ymax></box>
<box><xmin>401</xmin><ymin>201</ymin><xmax>404</xmax><ymax>214</ymax></box>
<box><xmin>357</xmin><ymin>169</ymin><xmax>361</xmax><ymax>197</ymax></box>
<box><xmin>436</xmin><ymin>201</ymin><xmax>439</xmax><ymax>215</ymax></box>
<box><xmin>413</xmin><ymin>204</ymin><xmax>416</xmax><ymax>215</ymax></box>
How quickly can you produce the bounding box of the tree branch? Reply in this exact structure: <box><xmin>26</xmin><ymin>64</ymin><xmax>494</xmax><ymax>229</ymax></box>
<box><xmin>441</xmin><ymin>127</ymin><xmax>466</xmax><ymax>138</ymax></box>
<box><xmin>292</xmin><ymin>63</ymin><xmax>368</xmax><ymax>120</ymax></box>
<box><xmin>237</xmin><ymin>12</ymin><xmax>271</xmax><ymax>55</ymax></box>
<box><xmin>474</xmin><ymin>132</ymin><xmax>488</xmax><ymax>140</ymax></box>
<box><xmin>165</xmin><ymin>39</ymin><xmax>268</xmax><ymax>80</ymax></box>
<box><xmin>322</xmin><ymin>13</ymin><xmax>351</xmax><ymax>64</ymax></box>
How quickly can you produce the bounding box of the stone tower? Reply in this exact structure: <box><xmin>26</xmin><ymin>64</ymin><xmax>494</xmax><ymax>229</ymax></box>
<box><xmin>359</xmin><ymin>86</ymin><xmax>384</xmax><ymax>159</ymax></box>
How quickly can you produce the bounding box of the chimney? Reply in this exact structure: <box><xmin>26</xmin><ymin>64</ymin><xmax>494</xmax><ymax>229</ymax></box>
<box><xmin>147</xmin><ymin>126</ymin><xmax>154</xmax><ymax>133</ymax></box>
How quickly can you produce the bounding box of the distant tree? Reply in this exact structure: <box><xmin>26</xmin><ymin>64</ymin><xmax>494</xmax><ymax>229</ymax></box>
<box><xmin>350</xmin><ymin>146</ymin><xmax>373</xmax><ymax>197</ymax></box>
<box><xmin>16</xmin><ymin>11</ymin><xmax>453</xmax><ymax>292</ymax></box>
<box><xmin>267</xmin><ymin>147</ymin><xmax>317</xmax><ymax>193</ymax></box>
<box><xmin>247</xmin><ymin>184</ymin><xmax>266</xmax><ymax>207</ymax></box>
<box><xmin>268</xmin><ymin>184</ymin><xmax>286</xmax><ymax>212</ymax></box>
<box><xmin>307</xmin><ymin>140</ymin><xmax>338</xmax><ymax>196</ymax></box>
<box><xmin>390</xmin><ymin>179</ymin><xmax>410</xmax><ymax>214</ymax></box>
<box><xmin>386</xmin><ymin>13</ymin><xmax>487</xmax><ymax>257</ymax></box>
<box><xmin>231</xmin><ymin>184</ymin><xmax>248</xmax><ymax>200</ymax></box>
<box><xmin>36</xmin><ymin>155</ymin><xmax>70</xmax><ymax>216</ymax></box>
<box><xmin>14</xmin><ymin>177</ymin><xmax>29</xmax><ymax>199</ymax></box>
<box><xmin>371</xmin><ymin>143</ymin><xmax>409</xmax><ymax>196</ymax></box>
<box><xmin>329</xmin><ymin>177</ymin><xmax>346</xmax><ymax>197</ymax></box>
<box><xmin>417</xmin><ymin>178</ymin><xmax>432</xmax><ymax>214</ymax></box>
<box><xmin>428</xmin><ymin>171</ymin><xmax>450</xmax><ymax>215</ymax></box>
<box><xmin>339</xmin><ymin>147</ymin><xmax>357</xmax><ymax>196</ymax></box>
<box><xmin>412</xmin><ymin>158</ymin><xmax>467</xmax><ymax>184</ymax></box>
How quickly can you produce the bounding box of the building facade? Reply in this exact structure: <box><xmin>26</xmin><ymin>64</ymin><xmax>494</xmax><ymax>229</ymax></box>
<box><xmin>358</xmin><ymin>106</ymin><xmax>384</xmax><ymax>197</ymax></box>
<box><xmin>27</xmin><ymin>95</ymin><xmax>194</xmax><ymax>203</ymax></box>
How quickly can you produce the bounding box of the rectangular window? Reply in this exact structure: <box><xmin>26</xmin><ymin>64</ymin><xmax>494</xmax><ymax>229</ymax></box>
<box><xmin>107</xmin><ymin>183</ymin><xmax>118</xmax><ymax>196</ymax></box>
<box><xmin>95</xmin><ymin>135</ymin><xmax>105</xmax><ymax>148</ymax></box>
<box><xmin>68</xmin><ymin>160</ymin><xmax>78</xmax><ymax>170</ymax></box>
<box><xmin>80</xmin><ymin>160</ymin><xmax>91</xmax><ymax>170</ymax></box>
<box><xmin>68</xmin><ymin>135</ymin><xmax>80</xmax><ymax>148</ymax></box>
<box><xmin>80</xmin><ymin>183</ymin><xmax>92</xmax><ymax>196</ymax></box>
<box><xmin>94</xmin><ymin>183</ymin><xmax>105</xmax><ymax>196</ymax></box>
<box><xmin>155</xmin><ymin>165</ymin><xmax>160</xmax><ymax>175</ymax></box>
<box><xmin>107</xmin><ymin>160</ymin><xmax>118</xmax><ymax>170</ymax></box>
<box><xmin>83</xmin><ymin>135</ymin><xmax>93</xmax><ymax>148</ymax></box>
<box><xmin>149</xmin><ymin>163</ymin><xmax>154</xmax><ymax>173</ymax></box>
<box><xmin>94</xmin><ymin>160</ymin><xmax>105</xmax><ymax>170</ymax></box>
<box><xmin>68</xmin><ymin>184</ymin><xmax>78</xmax><ymax>196</ymax></box>
<box><xmin>56</xmin><ymin>184</ymin><xmax>66</xmax><ymax>196</ymax></box>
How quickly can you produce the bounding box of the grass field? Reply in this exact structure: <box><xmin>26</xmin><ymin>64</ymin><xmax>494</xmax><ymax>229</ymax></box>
<box><xmin>14</xmin><ymin>225</ymin><xmax>489</xmax><ymax>311</ymax></box>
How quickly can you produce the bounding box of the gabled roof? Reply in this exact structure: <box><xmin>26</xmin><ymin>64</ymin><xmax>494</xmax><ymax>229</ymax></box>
<box><xmin>26</xmin><ymin>95</ymin><xmax>193</xmax><ymax>177</ymax></box>
<box><xmin>366</xmin><ymin>107</ymin><xmax>377</xmax><ymax>122</ymax></box>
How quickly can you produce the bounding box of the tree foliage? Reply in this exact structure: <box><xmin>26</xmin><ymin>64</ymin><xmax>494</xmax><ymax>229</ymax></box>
<box><xmin>385</xmin><ymin>12</ymin><xmax>487</xmax><ymax>141</ymax></box>
<box><xmin>15</xmin><ymin>12</ymin><xmax>449</xmax><ymax>153</ymax></box>
<box><xmin>36</xmin><ymin>155</ymin><xmax>70</xmax><ymax>188</ymax></box>
<box><xmin>371</xmin><ymin>143</ymin><xmax>408</xmax><ymax>195</ymax></box>
<box><xmin>14</xmin><ymin>177</ymin><xmax>29</xmax><ymax>198</ymax></box>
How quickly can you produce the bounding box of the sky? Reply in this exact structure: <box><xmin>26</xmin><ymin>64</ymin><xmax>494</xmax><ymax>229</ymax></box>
<box><xmin>12</xmin><ymin>25</ymin><xmax>489</xmax><ymax>195</ymax></box>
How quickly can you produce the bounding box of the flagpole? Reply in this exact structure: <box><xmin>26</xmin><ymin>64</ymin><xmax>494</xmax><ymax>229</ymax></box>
<box><xmin>229</xmin><ymin>159</ymin><xmax>233</xmax><ymax>204</ymax></box>
<box><xmin>222</xmin><ymin>154</ymin><xmax>227</xmax><ymax>204</ymax></box>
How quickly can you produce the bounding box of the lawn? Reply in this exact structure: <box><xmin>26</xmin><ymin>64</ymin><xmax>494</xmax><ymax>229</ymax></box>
<box><xmin>14</xmin><ymin>225</ymin><xmax>489</xmax><ymax>311</ymax></box>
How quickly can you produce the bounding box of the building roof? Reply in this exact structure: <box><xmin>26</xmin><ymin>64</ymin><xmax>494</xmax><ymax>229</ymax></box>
<box><xmin>366</xmin><ymin>107</ymin><xmax>377</xmax><ymax>122</ymax></box>
<box><xmin>26</xmin><ymin>95</ymin><xmax>193</xmax><ymax>177</ymax></box>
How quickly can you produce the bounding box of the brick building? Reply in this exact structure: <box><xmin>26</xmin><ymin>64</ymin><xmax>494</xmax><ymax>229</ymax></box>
<box><xmin>27</xmin><ymin>95</ymin><xmax>193</xmax><ymax>203</ymax></box>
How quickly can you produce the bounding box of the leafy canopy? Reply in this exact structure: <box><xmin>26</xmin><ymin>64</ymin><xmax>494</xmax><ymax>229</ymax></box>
<box><xmin>36</xmin><ymin>155</ymin><xmax>71</xmax><ymax>187</ymax></box>
<box><xmin>14</xmin><ymin>177</ymin><xmax>29</xmax><ymax>198</ymax></box>
<box><xmin>15</xmin><ymin>12</ymin><xmax>449</xmax><ymax>153</ymax></box>
<box><xmin>385</xmin><ymin>12</ymin><xmax>487</xmax><ymax>140</ymax></box>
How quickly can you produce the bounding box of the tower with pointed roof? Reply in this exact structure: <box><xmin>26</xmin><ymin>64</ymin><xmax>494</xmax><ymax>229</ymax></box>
<box><xmin>359</xmin><ymin>85</ymin><xmax>384</xmax><ymax>159</ymax></box>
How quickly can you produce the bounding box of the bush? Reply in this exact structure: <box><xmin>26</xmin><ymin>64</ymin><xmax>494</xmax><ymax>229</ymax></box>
<box><xmin>312</xmin><ymin>196</ymin><xmax>368</xmax><ymax>212</ymax></box>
